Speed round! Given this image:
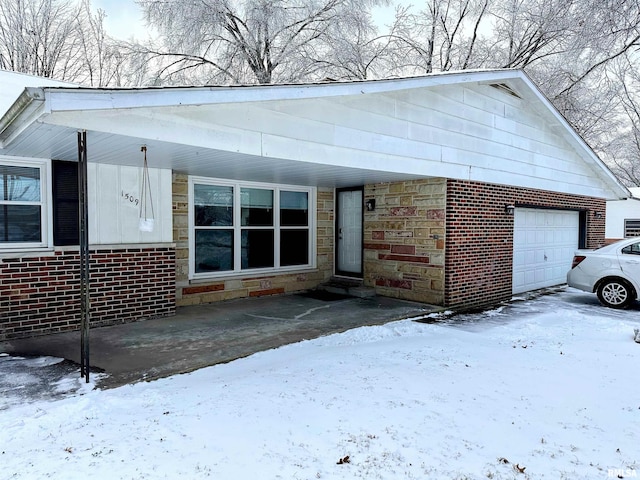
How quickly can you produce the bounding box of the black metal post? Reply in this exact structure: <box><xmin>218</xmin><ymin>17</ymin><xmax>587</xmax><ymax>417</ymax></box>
<box><xmin>77</xmin><ymin>131</ymin><xmax>90</xmax><ymax>383</ymax></box>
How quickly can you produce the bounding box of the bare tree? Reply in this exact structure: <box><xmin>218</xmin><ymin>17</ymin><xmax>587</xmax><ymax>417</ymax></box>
<box><xmin>487</xmin><ymin>0</ymin><xmax>576</xmax><ymax>69</ymax></box>
<box><xmin>518</xmin><ymin>0</ymin><xmax>640</xmax><ymax>173</ymax></box>
<box><xmin>0</xmin><ymin>0</ymin><xmax>79</xmax><ymax>78</ymax></box>
<box><xmin>378</xmin><ymin>0</ymin><xmax>491</xmax><ymax>75</ymax></box>
<box><xmin>0</xmin><ymin>0</ymin><xmax>124</xmax><ymax>86</ymax></box>
<box><xmin>605</xmin><ymin>55</ymin><xmax>640</xmax><ymax>187</ymax></box>
<box><xmin>74</xmin><ymin>0</ymin><xmax>123</xmax><ymax>86</ymax></box>
<box><xmin>299</xmin><ymin>8</ymin><xmax>400</xmax><ymax>80</ymax></box>
<box><xmin>134</xmin><ymin>0</ymin><xmax>389</xmax><ymax>85</ymax></box>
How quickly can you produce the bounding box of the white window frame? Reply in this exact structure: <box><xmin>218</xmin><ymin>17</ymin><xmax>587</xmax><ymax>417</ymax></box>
<box><xmin>188</xmin><ymin>176</ymin><xmax>316</xmax><ymax>280</ymax></box>
<box><xmin>0</xmin><ymin>156</ymin><xmax>51</xmax><ymax>252</ymax></box>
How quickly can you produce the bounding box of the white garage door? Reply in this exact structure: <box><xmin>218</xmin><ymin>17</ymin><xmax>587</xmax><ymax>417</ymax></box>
<box><xmin>512</xmin><ymin>208</ymin><xmax>580</xmax><ymax>294</ymax></box>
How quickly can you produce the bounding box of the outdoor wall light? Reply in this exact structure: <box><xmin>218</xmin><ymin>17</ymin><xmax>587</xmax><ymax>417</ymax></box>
<box><xmin>592</xmin><ymin>211</ymin><xmax>603</xmax><ymax>218</ymax></box>
<box><xmin>366</xmin><ymin>199</ymin><xmax>376</xmax><ymax>211</ymax></box>
<box><xmin>504</xmin><ymin>204</ymin><xmax>515</xmax><ymax>215</ymax></box>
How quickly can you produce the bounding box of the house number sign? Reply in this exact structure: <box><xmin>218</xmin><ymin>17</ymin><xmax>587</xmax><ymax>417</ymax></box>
<box><xmin>121</xmin><ymin>190</ymin><xmax>140</xmax><ymax>208</ymax></box>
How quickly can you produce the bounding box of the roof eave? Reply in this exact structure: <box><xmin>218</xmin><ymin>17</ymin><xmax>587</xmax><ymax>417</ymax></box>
<box><xmin>40</xmin><ymin>69</ymin><xmax>525</xmax><ymax>112</ymax></box>
<box><xmin>0</xmin><ymin>87</ymin><xmax>46</xmax><ymax>148</ymax></box>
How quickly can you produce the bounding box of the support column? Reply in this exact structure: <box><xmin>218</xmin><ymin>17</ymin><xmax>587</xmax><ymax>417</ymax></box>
<box><xmin>77</xmin><ymin>130</ymin><xmax>90</xmax><ymax>383</ymax></box>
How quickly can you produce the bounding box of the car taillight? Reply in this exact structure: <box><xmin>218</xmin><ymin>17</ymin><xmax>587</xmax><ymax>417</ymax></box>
<box><xmin>571</xmin><ymin>255</ymin><xmax>586</xmax><ymax>269</ymax></box>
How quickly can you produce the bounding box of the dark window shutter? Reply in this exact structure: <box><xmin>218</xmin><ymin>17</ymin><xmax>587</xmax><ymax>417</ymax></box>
<box><xmin>52</xmin><ymin>160</ymin><xmax>79</xmax><ymax>246</ymax></box>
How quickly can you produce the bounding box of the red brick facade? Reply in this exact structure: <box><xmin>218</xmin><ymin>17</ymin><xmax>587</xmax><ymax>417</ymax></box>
<box><xmin>0</xmin><ymin>246</ymin><xmax>175</xmax><ymax>340</ymax></box>
<box><xmin>445</xmin><ymin>180</ymin><xmax>605</xmax><ymax>310</ymax></box>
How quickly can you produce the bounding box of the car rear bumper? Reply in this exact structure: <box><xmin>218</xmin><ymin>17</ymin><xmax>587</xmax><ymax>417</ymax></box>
<box><xmin>567</xmin><ymin>268</ymin><xmax>594</xmax><ymax>293</ymax></box>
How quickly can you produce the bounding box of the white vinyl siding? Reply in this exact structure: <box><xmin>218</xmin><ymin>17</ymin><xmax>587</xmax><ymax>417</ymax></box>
<box><xmin>87</xmin><ymin>164</ymin><xmax>173</xmax><ymax>245</ymax></box>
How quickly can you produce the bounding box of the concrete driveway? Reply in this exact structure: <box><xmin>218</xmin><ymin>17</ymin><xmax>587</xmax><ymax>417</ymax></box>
<box><xmin>0</xmin><ymin>292</ymin><xmax>438</xmax><ymax>390</ymax></box>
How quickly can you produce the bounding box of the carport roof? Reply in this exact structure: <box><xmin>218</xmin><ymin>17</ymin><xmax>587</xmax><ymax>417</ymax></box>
<box><xmin>0</xmin><ymin>68</ymin><xmax>630</xmax><ymax>197</ymax></box>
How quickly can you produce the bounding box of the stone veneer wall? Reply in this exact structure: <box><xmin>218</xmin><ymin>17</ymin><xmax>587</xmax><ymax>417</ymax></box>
<box><xmin>172</xmin><ymin>174</ymin><xmax>333</xmax><ymax>306</ymax></box>
<box><xmin>445</xmin><ymin>179</ymin><xmax>606</xmax><ymax>310</ymax></box>
<box><xmin>363</xmin><ymin>179</ymin><xmax>446</xmax><ymax>304</ymax></box>
<box><xmin>0</xmin><ymin>246</ymin><xmax>176</xmax><ymax>340</ymax></box>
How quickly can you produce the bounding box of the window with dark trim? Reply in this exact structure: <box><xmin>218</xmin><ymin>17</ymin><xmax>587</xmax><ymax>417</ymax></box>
<box><xmin>624</xmin><ymin>219</ymin><xmax>640</xmax><ymax>238</ymax></box>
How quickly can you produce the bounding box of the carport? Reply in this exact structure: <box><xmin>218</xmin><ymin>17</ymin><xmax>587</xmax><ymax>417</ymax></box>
<box><xmin>0</xmin><ymin>293</ymin><xmax>438</xmax><ymax>389</ymax></box>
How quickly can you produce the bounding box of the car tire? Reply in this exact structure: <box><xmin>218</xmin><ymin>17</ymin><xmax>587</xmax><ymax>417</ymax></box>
<box><xmin>596</xmin><ymin>279</ymin><xmax>635</xmax><ymax>309</ymax></box>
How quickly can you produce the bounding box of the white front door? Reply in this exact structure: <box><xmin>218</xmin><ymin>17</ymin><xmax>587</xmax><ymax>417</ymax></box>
<box><xmin>512</xmin><ymin>208</ymin><xmax>580</xmax><ymax>294</ymax></box>
<box><xmin>336</xmin><ymin>188</ymin><xmax>363</xmax><ymax>276</ymax></box>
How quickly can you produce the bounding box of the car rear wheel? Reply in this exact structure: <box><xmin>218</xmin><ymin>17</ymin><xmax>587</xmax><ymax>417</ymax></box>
<box><xmin>596</xmin><ymin>279</ymin><xmax>635</xmax><ymax>309</ymax></box>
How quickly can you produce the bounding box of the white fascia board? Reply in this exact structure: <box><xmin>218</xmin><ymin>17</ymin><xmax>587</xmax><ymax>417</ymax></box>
<box><xmin>42</xmin><ymin>69</ymin><xmax>524</xmax><ymax>112</ymax></box>
<box><xmin>0</xmin><ymin>87</ymin><xmax>47</xmax><ymax>147</ymax></box>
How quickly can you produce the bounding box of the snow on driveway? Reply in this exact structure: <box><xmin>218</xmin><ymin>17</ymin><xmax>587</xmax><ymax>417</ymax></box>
<box><xmin>1</xmin><ymin>288</ymin><xmax>639</xmax><ymax>479</ymax></box>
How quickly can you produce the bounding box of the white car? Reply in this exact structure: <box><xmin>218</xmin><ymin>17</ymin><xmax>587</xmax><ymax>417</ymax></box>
<box><xmin>567</xmin><ymin>237</ymin><xmax>640</xmax><ymax>308</ymax></box>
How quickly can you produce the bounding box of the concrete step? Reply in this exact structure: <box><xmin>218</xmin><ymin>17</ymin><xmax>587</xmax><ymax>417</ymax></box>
<box><xmin>316</xmin><ymin>278</ymin><xmax>376</xmax><ymax>298</ymax></box>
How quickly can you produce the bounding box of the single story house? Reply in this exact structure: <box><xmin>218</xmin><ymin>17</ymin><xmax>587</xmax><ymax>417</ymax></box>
<box><xmin>0</xmin><ymin>68</ymin><xmax>629</xmax><ymax>339</ymax></box>
<box><xmin>606</xmin><ymin>187</ymin><xmax>640</xmax><ymax>242</ymax></box>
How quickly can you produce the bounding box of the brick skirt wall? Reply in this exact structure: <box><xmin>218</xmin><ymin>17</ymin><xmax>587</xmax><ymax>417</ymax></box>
<box><xmin>0</xmin><ymin>245</ymin><xmax>176</xmax><ymax>340</ymax></box>
<box><xmin>445</xmin><ymin>180</ymin><xmax>605</xmax><ymax>310</ymax></box>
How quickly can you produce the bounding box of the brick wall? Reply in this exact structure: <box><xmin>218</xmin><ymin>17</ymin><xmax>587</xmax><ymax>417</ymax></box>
<box><xmin>445</xmin><ymin>179</ymin><xmax>605</xmax><ymax>310</ymax></box>
<box><xmin>0</xmin><ymin>246</ymin><xmax>176</xmax><ymax>340</ymax></box>
<box><xmin>363</xmin><ymin>179</ymin><xmax>446</xmax><ymax>304</ymax></box>
<box><xmin>316</xmin><ymin>188</ymin><xmax>335</xmax><ymax>278</ymax></box>
<box><xmin>173</xmin><ymin>173</ymin><xmax>190</xmax><ymax>296</ymax></box>
<box><xmin>173</xmin><ymin>173</ymin><xmax>332</xmax><ymax>306</ymax></box>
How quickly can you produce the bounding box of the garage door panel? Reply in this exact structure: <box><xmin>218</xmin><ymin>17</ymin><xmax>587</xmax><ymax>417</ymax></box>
<box><xmin>512</xmin><ymin>208</ymin><xmax>579</xmax><ymax>294</ymax></box>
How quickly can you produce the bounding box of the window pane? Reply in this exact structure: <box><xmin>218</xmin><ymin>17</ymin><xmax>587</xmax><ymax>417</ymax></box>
<box><xmin>242</xmin><ymin>230</ymin><xmax>274</xmax><ymax>269</ymax></box>
<box><xmin>0</xmin><ymin>205</ymin><xmax>42</xmax><ymax>242</ymax></box>
<box><xmin>622</xmin><ymin>243</ymin><xmax>640</xmax><ymax>255</ymax></box>
<box><xmin>53</xmin><ymin>160</ymin><xmax>79</xmax><ymax>246</ymax></box>
<box><xmin>280</xmin><ymin>191</ymin><xmax>308</xmax><ymax>226</ymax></box>
<box><xmin>241</xmin><ymin>188</ymin><xmax>273</xmax><ymax>226</ymax></box>
<box><xmin>194</xmin><ymin>184</ymin><xmax>233</xmax><ymax>226</ymax></box>
<box><xmin>0</xmin><ymin>166</ymin><xmax>40</xmax><ymax>201</ymax></box>
<box><xmin>280</xmin><ymin>230</ymin><xmax>309</xmax><ymax>266</ymax></box>
<box><xmin>624</xmin><ymin>219</ymin><xmax>640</xmax><ymax>238</ymax></box>
<box><xmin>195</xmin><ymin>230</ymin><xmax>233</xmax><ymax>272</ymax></box>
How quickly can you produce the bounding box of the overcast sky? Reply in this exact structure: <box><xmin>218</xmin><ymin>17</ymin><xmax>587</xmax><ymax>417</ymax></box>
<box><xmin>94</xmin><ymin>0</ymin><xmax>147</xmax><ymax>40</ymax></box>
<box><xmin>94</xmin><ymin>0</ymin><xmax>398</xmax><ymax>41</ymax></box>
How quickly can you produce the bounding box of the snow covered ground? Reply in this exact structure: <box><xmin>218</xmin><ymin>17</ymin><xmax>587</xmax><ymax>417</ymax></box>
<box><xmin>1</xmin><ymin>288</ymin><xmax>639</xmax><ymax>480</ymax></box>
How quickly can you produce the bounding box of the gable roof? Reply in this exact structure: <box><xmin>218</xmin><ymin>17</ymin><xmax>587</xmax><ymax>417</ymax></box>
<box><xmin>0</xmin><ymin>69</ymin><xmax>75</xmax><ymax>126</ymax></box>
<box><xmin>0</xmin><ymin>68</ymin><xmax>629</xmax><ymax>199</ymax></box>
